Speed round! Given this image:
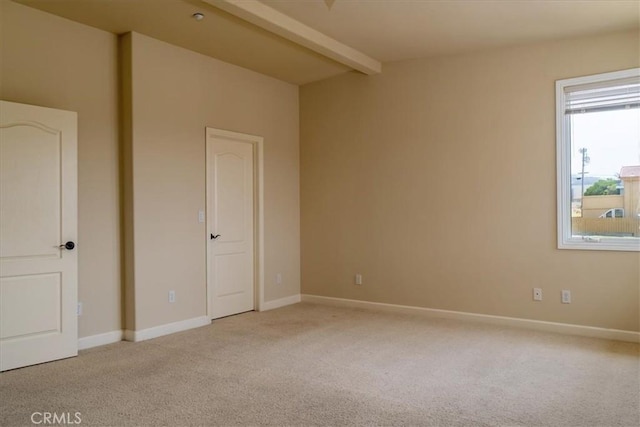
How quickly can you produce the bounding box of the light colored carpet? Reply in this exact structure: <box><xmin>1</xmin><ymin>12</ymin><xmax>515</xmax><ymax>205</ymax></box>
<box><xmin>1</xmin><ymin>302</ymin><xmax>638</xmax><ymax>426</ymax></box>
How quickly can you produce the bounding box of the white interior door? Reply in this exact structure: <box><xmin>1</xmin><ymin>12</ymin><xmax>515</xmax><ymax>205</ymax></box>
<box><xmin>0</xmin><ymin>100</ymin><xmax>78</xmax><ymax>371</ymax></box>
<box><xmin>207</xmin><ymin>129</ymin><xmax>255</xmax><ymax>319</ymax></box>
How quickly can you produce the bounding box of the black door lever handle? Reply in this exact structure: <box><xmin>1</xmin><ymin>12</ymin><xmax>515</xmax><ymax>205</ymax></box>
<box><xmin>210</xmin><ymin>234</ymin><xmax>221</xmax><ymax>240</ymax></box>
<box><xmin>59</xmin><ymin>241</ymin><xmax>75</xmax><ymax>250</ymax></box>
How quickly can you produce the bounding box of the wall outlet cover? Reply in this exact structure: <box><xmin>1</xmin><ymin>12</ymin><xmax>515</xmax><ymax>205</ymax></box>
<box><xmin>533</xmin><ymin>288</ymin><xmax>542</xmax><ymax>301</ymax></box>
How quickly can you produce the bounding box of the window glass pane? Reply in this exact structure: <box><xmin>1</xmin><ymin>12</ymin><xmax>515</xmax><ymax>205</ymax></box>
<box><xmin>569</xmin><ymin>108</ymin><xmax>640</xmax><ymax>239</ymax></box>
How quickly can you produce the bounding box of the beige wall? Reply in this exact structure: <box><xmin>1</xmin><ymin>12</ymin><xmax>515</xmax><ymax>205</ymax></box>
<box><xmin>300</xmin><ymin>30</ymin><xmax>640</xmax><ymax>332</ymax></box>
<box><xmin>1</xmin><ymin>1</ymin><xmax>300</xmax><ymax>337</ymax></box>
<box><xmin>2</xmin><ymin>0</ymin><xmax>636</xmax><ymax>337</ymax></box>
<box><xmin>123</xmin><ymin>32</ymin><xmax>300</xmax><ymax>330</ymax></box>
<box><xmin>0</xmin><ymin>1</ymin><xmax>122</xmax><ymax>338</ymax></box>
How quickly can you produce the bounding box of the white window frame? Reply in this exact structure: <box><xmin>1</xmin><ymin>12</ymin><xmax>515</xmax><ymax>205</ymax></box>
<box><xmin>556</xmin><ymin>68</ymin><xmax>640</xmax><ymax>252</ymax></box>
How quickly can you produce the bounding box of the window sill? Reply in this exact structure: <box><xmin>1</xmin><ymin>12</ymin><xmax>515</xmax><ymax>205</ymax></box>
<box><xmin>558</xmin><ymin>237</ymin><xmax>640</xmax><ymax>252</ymax></box>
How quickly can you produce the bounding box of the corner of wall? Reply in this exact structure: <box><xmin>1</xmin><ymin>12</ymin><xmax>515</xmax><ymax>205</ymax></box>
<box><xmin>118</xmin><ymin>32</ymin><xmax>136</xmax><ymax>331</ymax></box>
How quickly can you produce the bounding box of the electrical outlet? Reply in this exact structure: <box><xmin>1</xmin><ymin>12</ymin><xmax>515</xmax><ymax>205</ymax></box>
<box><xmin>355</xmin><ymin>274</ymin><xmax>363</xmax><ymax>285</ymax></box>
<box><xmin>168</xmin><ymin>290</ymin><xmax>176</xmax><ymax>303</ymax></box>
<box><xmin>533</xmin><ymin>288</ymin><xmax>542</xmax><ymax>301</ymax></box>
<box><xmin>77</xmin><ymin>302</ymin><xmax>83</xmax><ymax>316</ymax></box>
<box><xmin>561</xmin><ymin>290</ymin><xmax>571</xmax><ymax>304</ymax></box>
<box><xmin>276</xmin><ymin>273</ymin><xmax>282</xmax><ymax>285</ymax></box>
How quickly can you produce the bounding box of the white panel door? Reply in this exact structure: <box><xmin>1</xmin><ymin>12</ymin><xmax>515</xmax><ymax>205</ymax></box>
<box><xmin>0</xmin><ymin>100</ymin><xmax>77</xmax><ymax>371</ymax></box>
<box><xmin>207</xmin><ymin>130</ymin><xmax>254</xmax><ymax>319</ymax></box>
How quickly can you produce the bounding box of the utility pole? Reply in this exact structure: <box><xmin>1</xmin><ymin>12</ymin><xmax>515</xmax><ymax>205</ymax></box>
<box><xmin>579</xmin><ymin>148</ymin><xmax>590</xmax><ymax>216</ymax></box>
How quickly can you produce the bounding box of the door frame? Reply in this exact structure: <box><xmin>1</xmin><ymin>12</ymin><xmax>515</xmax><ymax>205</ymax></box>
<box><xmin>205</xmin><ymin>127</ymin><xmax>264</xmax><ymax>319</ymax></box>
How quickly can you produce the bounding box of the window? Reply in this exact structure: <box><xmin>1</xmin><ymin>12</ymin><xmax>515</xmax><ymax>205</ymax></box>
<box><xmin>556</xmin><ymin>68</ymin><xmax>640</xmax><ymax>251</ymax></box>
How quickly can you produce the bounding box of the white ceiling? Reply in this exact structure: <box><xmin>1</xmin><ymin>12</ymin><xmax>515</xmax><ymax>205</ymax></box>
<box><xmin>13</xmin><ymin>0</ymin><xmax>640</xmax><ymax>85</ymax></box>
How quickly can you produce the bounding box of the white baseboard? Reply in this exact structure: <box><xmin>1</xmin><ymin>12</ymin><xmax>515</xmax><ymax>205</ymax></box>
<box><xmin>301</xmin><ymin>294</ymin><xmax>640</xmax><ymax>343</ymax></box>
<box><xmin>78</xmin><ymin>330</ymin><xmax>123</xmax><ymax>350</ymax></box>
<box><xmin>123</xmin><ymin>316</ymin><xmax>211</xmax><ymax>342</ymax></box>
<box><xmin>260</xmin><ymin>294</ymin><xmax>301</xmax><ymax>311</ymax></box>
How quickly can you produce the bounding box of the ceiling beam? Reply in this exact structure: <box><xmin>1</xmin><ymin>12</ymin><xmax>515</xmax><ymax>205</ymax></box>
<box><xmin>202</xmin><ymin>0</ymin><xmax>382</xmax><ymax>75</ymax></box>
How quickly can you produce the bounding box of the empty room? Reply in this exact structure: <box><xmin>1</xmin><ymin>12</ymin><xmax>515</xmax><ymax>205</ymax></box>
<box><xmin>1</xmin><ymin>0</ymin><xmax>639</xmax><ymax>425</ymax></box>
